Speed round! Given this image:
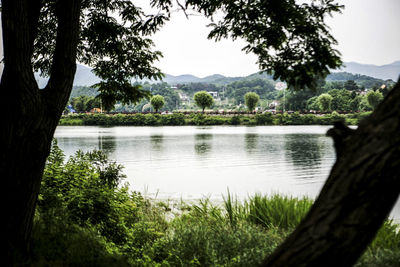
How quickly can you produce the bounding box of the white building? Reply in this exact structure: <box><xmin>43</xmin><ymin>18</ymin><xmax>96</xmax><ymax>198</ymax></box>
<box><xmin>207</xmin><ymin>91</ymin><xmax>218</xmax><ymax>98</ymax></box>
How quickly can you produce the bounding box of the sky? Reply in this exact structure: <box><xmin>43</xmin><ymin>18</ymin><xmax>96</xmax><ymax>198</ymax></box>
<box><xmin>140</xmin><ymin>0</ymin><xmax>400</xmax><ymax>77</ymax></box>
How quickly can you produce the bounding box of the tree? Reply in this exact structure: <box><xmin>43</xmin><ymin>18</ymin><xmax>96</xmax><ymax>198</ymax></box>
<box><xmin>317</xmin><ymin>93</ymin><xmax>333</xmax><ymax>112</ymax></box>
<box><xmin>150</xmin><ymin>95</ymin><xmax>165</xmax><ymax>112</ymax></box>
<box><xmin>327</xmin><ymin>89</ymin><xmax>352</xmax><ymax>111</ymax></box>
<box><xmin>366</xmin><ymin>90</ymin><xmax>384</xmax><ymax>109</ymax></box>
<box><xmin>1</xmin><ymin>0</ymin><xmax>167</xmax><ymax>264</ymax></box>
<box><xmin>344</xmin><ymin>79</ymin><xmax>359</xmax><ymax>91</ymax></box>
<box><xmin>194</xmin><ymin>91</ymin><xmax>214</xmax><ymax>113</ymax></box>
<box><xmin>70</xmin><ymin>95</ymin><xmax>100</xmax><ymax>112</ymax></box>
<box><xmin>244</xmin><ymin>92</ymin><xmax>260</xmax><ymax>112</ymax></box>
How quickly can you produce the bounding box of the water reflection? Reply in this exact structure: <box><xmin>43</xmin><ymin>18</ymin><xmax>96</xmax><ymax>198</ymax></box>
<box><xmin>98</xmin><ymin>135</ymin><xmax>116</xmax><ymax>154</ymax></box>
<box><xmin>150</xmin><ymin>135</ymin><xmax>164</xmax><ymax>151</ymax></box>
<box><xmin>284</xmin><ymin>134</ymin><xmax>324</xmax><ymax>168</ymax></box>
<box><xmin>194</xmin><ymin>133</ymin><xmax>212</xmax><ymax>155</ymax></box>
<box><xmin>245</xmin><ymin>133</ymin><xmax>258</xmax><ymax>153</ymax></box>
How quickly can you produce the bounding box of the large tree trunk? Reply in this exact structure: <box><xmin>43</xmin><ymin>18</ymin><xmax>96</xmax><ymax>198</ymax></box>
<box><xmin>263</xmin><ymin>80</ymin><xmax>400</xmax><ymax>266</ymax></box>
<box><xmin>0</xmin><ymin>0</ymin><xmax>81</xmax><ymax>265</ymax></box>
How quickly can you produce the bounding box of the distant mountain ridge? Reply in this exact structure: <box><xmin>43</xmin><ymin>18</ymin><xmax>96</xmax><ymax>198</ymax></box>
<box><xmin>35</xmin><ymin>61</ymin><xmax>400</xmax><ymax>87</ymax></box>
<box><xmin>337</xmin><ymin>61</ymin><xmax>400</xmax><ymax>81</ymax></box>
<box><xmin>162</xmin><ymin>73</ymin><xmax>242</xmax><ymax>85</ymax></box>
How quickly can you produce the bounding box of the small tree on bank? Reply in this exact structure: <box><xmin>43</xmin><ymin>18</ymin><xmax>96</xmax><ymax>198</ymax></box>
<box><xmin>150</xmin><ymin>95</ymin><xmax>165</xmax><ymax>112</ymax></box>
<box><xmin>318</xmin><ymin>93</ymin><xmax>333</xmax><ymax>112</ymax></box>
<box><xmin>244</xmin><ymin>92</ymin><xmax>260</xmax><ymax>112</ymax></box>
<box><xmin>194</xmin><ymin>91</ymin><xmax>214</xmax><ymax>113</ymax></box>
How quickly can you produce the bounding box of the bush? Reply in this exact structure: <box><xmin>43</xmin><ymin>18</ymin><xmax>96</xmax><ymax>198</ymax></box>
<box><xmin>228</xmin><ymin>116</ymin><xmax>240</xmax><ymax>125</ymax></box>
<box><xmin>255</xmin><ymin>113</ymin><xmax>273</xmax><ymax>125</ymax></box>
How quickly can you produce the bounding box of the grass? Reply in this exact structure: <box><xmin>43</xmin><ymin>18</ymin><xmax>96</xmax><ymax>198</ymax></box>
<box><xmin>32</xmin><ymin>192</ymin><xmax>400</xmax><ymax>266</ymax></box>
<box><xmin>32</xmin><ymin>145</ymin><xmax>399</xmax><ymax>266</ymax></box>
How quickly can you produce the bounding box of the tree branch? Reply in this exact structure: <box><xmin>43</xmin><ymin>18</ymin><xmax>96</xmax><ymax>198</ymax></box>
<box><xmin>327</xmin><ymin>121</ymin><xmax>355</xmax><ymax>157</ymax></box>
<box><xmin>1</xmin><ymin>0</ymin><xmax>37</xmax><ymax>90</ymax></box>
<box><xmin>42</xmin><ymin>0</ymin><xmax>81</xmax><ymax>116</ymax></box>
<box><xmin>27</xmin><ymin>0</ymin><xmax>42</xmax><ymax>58</ymax></box>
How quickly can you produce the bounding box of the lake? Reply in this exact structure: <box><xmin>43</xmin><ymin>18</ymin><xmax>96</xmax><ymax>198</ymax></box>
<box><xmin>54</xmin><ymin>125</ymin><xmax>399</xmax><ymax>220</ymax></box>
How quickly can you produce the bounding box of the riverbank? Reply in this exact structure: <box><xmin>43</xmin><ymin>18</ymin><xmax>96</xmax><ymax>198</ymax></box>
<box><xmin>31</xmin><ymin>143</ymin><xmax>400</xmax><ymax>266</ymax></box>
<box><xmin>59</xmin><ymin>112</ymin><xmax>371</xmax><ymax>126</ymax></box>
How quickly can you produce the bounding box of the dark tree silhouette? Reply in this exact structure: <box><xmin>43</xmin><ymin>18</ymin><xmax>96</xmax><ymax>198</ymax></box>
<box><xmin>1</xmin><ymin>0</ymin><xmax>167</xmax><ymax>265</ymax></box>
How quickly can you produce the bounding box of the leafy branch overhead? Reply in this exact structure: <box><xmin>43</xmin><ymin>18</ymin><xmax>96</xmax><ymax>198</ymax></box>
<box><xmin>33</xmin><ymin>0</ymin><xmax>169</xmax><ymax>107</ymax></box>
<box><xmin>32</xmin><ymin>0</ymin><xmax>343</xmax><ymax>108</ymax></box>
<box><xmin>154</xmin><ymin>0</ymin><xmax>343</xmax><ymax>90</ymax></box>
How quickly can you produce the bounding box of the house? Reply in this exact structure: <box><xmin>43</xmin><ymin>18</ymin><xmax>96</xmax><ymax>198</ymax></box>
<box><xmin>269</xmin><ymin>100</ymin><xmax>280</xmax><ymax>109</ymax></box>
<box><xmin>207</xmin><ymin>91</ymin><xmax>218</xmax><ymax>98</ymax></box>
<box><xmin>179</xmin><ymin>92</ymin><xmax>189</xmax><ymax>101</ymax></box>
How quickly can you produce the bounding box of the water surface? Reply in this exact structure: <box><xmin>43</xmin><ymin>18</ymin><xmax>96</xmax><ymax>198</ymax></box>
<box><xmin>54</xmin><ymin>125</ymin><xmax>399</xmax><ymax>220</ymax></box>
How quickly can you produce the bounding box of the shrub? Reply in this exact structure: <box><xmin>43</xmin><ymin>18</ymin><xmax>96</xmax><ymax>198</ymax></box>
<box><xmin>144</xmin><ymin>114</ymin><xmax>158</xmax><ymax>126</ymax></box>
<box><xmin>230</xmin><ymin>116</ymin><xmax>241</xmax><ymax>125</ymax></box>
<box><xmin>255</xmin><ymin>113</ymin><xmax>273</xmax><ymax>125</ymax></box>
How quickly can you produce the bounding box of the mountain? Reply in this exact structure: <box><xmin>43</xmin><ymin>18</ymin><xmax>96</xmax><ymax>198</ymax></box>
<box><xmin>35</xmin><ymin>64</ymin><xmax>99</xmax><ymax>88</ymax></box>
<box><xmin>35</xmin><ymin>61</ymin><xmax>399</xmax><ymax>88</ymax></box>
<box><xmin>162</xmin><ymin>74</ymin><xmax>200</xmax><ymax>84</ymax></box>
<box><xmin>161</xmin><ymin>73</ymin><xmax>242</xmax><ymax>85</ymax></box>
<box><xmin>73</xmin><ymin>64</ymin><xmax>101</xmax><ymax>86</ymax></box>
<box><xmin>337</xmin><ymin>61</ymin><xmax>400</xmax><ymax>81</ymax></box>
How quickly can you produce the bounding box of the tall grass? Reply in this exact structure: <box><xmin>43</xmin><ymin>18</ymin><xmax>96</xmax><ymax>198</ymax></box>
<box><xmin>245</xmin><ymin>194</ymin><xmax>313</xmax><ymax>230</ymax></box>
<box><xmin>223</xmin><ymin>193</ymin><xmax>313</xmax><ymax>230</ymax></box>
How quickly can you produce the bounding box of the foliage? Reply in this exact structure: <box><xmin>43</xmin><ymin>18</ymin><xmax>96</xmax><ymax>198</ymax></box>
<box><xmin>166</xmin><ymin>0</ymin><xmax>344</xmax><ymax>89</ymax></box>
<box><xmin>194</xmin><ymin>91</ymin><xmax>214</xmax><ymax>113</ymax></box>
<box><xmin>344</xmin><ymin>80</ymin><xmax>359</xmax><ymax>91</ymax></box>
<box><xmin>225</xmin><ymin>78</ymin><xmax>276</xmax><ymax>104</ymax></box>
<box><xmin>366</xmin><ymin>90</ymin><xmax>384</xmax><ymax>109</ymax></box>
<box><xmin>34</xmin><ymin>0</ymin><xmax>168</xmax><ymax>109</ymax></box>
<box><xmin>70</xmin><ymin>86</ymin><xmax>99</xmax><ymax>99</ymax></box>
<box><xmin>318</xmin><ymin>93</ymin><xmax>333</xmax><ymax>112</ymax></box>
<box><xmin>60</xmin><ymin>112</ymin><xmax>373</xmax><ymax>127</ymax></box>
<box><xmin>244</xmin><ymin>92</ymin><xmax>260</xmax><ymax>111</ymax></box>
<box><xmin>255</xmin><ymin>113</ymin><xmax>273</xmax><ymax>125</ymax></box>
<box><xmin>70</xmin><ymin>95</ymin><xmax>101</xmax><ymax>112</ymax></box>
<box><xmin>150</xmin><ymin>95</ymin><xmax>165</xmax><ymax>112</ymax></box>
<box><xmin>285</xmin><ymin>88</ymin><xmax>322</xmax><ymax>111</ymax></box>
<box><xmin>32</xmin><ymin>143</ymin><xmax>400</xmax><ymax>266</ymax></box>
<box><xmin>327</xmin><ymin>89</ymin><xmax>352</xmax><ymax>111</ymax></box>
<box><xmin>178</xmin><ymin>82</ymin><xmax>219</xmax><ymax>95</ymax></box>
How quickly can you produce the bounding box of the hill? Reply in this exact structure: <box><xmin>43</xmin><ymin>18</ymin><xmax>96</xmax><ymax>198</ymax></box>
<box><xmin>338</xmin><ymin>61</ymin><xmax>400</xmax><ymax>81</ymax></box>
<box><xmin>35</xmin><ymin>61</ymin><xmax>399</xmax><ymax>88</ymax></box>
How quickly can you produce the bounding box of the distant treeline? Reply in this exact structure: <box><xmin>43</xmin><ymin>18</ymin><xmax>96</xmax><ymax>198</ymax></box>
<box><xmin>59</xmin><ymin>112</ymin><xmax>372</xmax><ymax>126</ymax></box>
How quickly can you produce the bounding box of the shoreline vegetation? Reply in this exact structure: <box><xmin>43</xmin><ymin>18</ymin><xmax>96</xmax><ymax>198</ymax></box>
<box><xmin>59</xmin><ymin>111</ymin><xmax>372</xmax><ymax>127</ymax></box>
<box><xmin>32</xmin><ymin>142</ymin><xmax>400</xmax><ymax>266</ymax></box>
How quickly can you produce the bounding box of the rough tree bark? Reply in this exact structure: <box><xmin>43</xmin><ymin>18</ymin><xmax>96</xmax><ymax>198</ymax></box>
<box><xmin>0</xmin><ymin>0</ymin><xmax>81</xmax><ymax>265</ymax></box>
<box><xmin>263</xmin><ymin>80</ymin><xmax>400</xmax><ymax>266</ymax></box>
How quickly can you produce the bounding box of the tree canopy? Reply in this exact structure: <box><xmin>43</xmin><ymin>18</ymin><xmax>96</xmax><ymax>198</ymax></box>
<box><xmin>154</xmin><ymin>0</ymin><xmax>343</xmax><ymax>89</ymax></box>
<box><xmin>318</xmin><ymin>93</ymin><xmax>333</xmax><ymax>112</ymax></box>
<box><xmin>34</xmin><ymin>0</ymin><xmax>169</xmax><ymax>110</ymax></box>
<box><xmin>150</xmin><ymin>95</ymin><xmax>165</xmax><ymax>112</ymax></box>
<box><xmin>194</xmin><ymin>91</ymin><xmax>214</xmax><ymax>112</ymax></box>
<box><xmin>244</xmin><ymin>92</ymin><xmax>260</xmax><ymax>112</ymax></box>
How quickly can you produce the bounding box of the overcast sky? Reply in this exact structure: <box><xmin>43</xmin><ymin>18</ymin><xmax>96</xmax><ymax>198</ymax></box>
<box><xmin>142</xmin><ymin>0</ymin><xmax>400</xmax><ymax>77</ymax></box>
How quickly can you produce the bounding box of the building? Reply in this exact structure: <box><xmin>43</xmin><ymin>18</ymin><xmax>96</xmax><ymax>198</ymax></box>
<box><xmin>207</xmin><ymin>91</ymin><xmax>218</xmax><ymax>98</ymax></box>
